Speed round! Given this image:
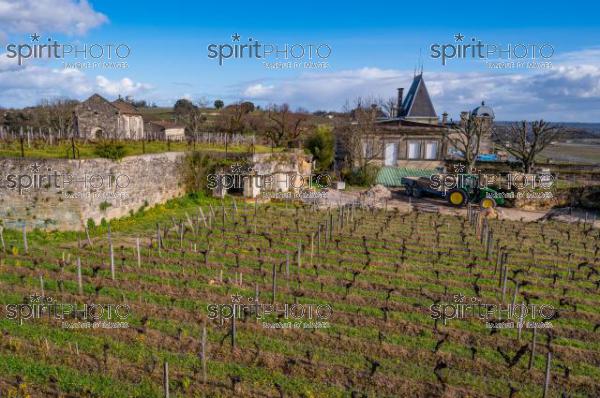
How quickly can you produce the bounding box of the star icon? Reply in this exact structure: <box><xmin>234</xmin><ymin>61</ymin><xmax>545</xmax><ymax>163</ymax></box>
<box><xmin>454</xmin><ymin>33</ymin><xmax>465</xmax><ymax>42</ymax></box>
<box><xmin>453</xmin><ymin>293</ymin><xmax>465</xmax><ymax>303</ymax></box>
<box><xmin>31</xmin><ymin>33</ymin><xmax>40</xmax><ymax>42</ymax></box>
<box><xmin>29</xmin><ymin>293</ymin><xmax>41</xmax><ymax>303</ymax></box>
<box><xmin>231</xmin><ymin>294</ymin><xmax>243</xmax><ymax>303</ymax></box>
<box><xmin>231</xmin><ymin>33</ymin><xmax>241</xmax><ymax>42</ymax></box>
<box><xmin>231</xmin><ymin>163</ymin><xmax>243</xmax><ymax>173</ymax></box>
<box><xmin>31</xmin><ymin>162</ymin><xmax>41</xmax><ymax>173</ymax></box>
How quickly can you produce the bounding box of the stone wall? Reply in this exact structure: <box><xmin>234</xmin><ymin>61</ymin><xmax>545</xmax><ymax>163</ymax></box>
<box><xmin>0</xmin><ymin>152</ymin><xmax>185</xmax><ymax>231</ymax></box>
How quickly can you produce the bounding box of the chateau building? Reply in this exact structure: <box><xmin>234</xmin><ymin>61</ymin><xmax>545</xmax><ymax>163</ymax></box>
<box><xmin>344</xmin><ymin>73</ymin><xmax>495</xmax><ymax>168</ymax></box>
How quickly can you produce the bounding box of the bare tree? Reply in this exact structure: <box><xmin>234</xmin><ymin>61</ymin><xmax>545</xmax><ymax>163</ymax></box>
<box><xmin>175</xmin><ymin>99</ymin><xmax>207</xmax><ymax>135</ymax></box>
<box><xmin>445</xmin><ymin>114</ymin><xmax>491</xmax><ymax>172</ymax></box>
<box><xmin>493</xmin><ymin>120</ymin><xmax>563</xmax><ymax>173</ymax></box>
<box><xmin>215</xmin><ymin>101</ymin><xmax>250</xmax><ymax>135</ymax></box>
<box><xmin>336</xmin><ymin>98</ymin><xmax>385</xmax><ymax>173</ymax></box>
<box><xmin>380</xmin><ymin>97</ymin><xmax>397</xmax><ymax>118</ymax></box>
<box><xmin>265</xmin><ymin>104</ymin><xmax>307</xmax><ymax>148</ymax></box>
<box><xmin>37</xmin><ymin>98</ymin><xmax>79</xmax><ymax>135</ymax></box>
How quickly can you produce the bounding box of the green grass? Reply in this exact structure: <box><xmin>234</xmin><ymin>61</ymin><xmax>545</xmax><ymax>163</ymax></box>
<box><xmin>0</xmin><ymin>139</ymin><xmax>279</xmax><ymax>160</ymax></box>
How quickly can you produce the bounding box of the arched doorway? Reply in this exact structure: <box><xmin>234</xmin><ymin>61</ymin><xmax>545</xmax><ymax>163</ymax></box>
<box><xmin>90</xmin><ymin>127</ymin><xmax>104</xmax><ymax>140</ymax></box>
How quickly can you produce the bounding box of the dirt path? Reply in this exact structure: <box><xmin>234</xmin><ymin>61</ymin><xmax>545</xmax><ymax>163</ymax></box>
<box><xmin>318</xmin><ymin>188</ymin><xmax>600</xmax><ymax>228</ymax></box>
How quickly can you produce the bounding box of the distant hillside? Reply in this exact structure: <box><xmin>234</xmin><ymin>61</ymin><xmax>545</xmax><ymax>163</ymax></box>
<box><xmin>496</xmin><ymin>121</ymin><xmax>600</xmax><ymax>140</ymax></box>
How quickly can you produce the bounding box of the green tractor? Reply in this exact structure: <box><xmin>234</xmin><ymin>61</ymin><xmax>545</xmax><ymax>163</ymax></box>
<box><xmin>401</xmin><ymin>174</ymin><xmax>504</xmax><ymax>208</ymax></box>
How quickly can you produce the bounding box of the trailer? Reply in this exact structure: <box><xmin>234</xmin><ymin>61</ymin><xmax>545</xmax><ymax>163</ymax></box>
<box><xmin>401</xmin><ymin>175</ymin><xmax>504</xmax><ymax>208</ymax></box>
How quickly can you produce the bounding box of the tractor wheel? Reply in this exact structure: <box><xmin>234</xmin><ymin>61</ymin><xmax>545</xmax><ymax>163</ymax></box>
<box><xmin>447</xmin><ymin>189</ymin><xmax>468</xmax><ymax>207</ymax></box>
<box><xmin>480</xmin><ymin>197</ymin><xmax>496</xmax><ymax>209</ymax></box>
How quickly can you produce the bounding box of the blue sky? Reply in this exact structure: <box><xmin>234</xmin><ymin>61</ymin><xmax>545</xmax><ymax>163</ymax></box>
<box><xmin>0</xmin><ymin>0</ymin><xmax>599</xmax><ymax>122</ymax></box>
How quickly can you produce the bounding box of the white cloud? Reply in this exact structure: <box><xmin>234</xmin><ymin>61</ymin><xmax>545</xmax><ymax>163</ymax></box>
<box><xmin>238</xmin><ymin>52</ymin><xmax>600</xmax><ymax>122</ymax></box>
<box><xmin>95</xmin><ymin>76</ymin><xmax>152</xmax><ymax>97</ymax></box>
<box><xmin>0</xmin><ymin>54</ymin><xmax>151</xmax><ymax>107</ymax></box>
<box><xmin>0</xmin><ymin>0</ymin><xmax>107</xmax><ymax>36</ymax></box>
<box><xmin>243</xmin><ymin>83</ymin><xmax>274</xmax><ymax>97</ymax></box>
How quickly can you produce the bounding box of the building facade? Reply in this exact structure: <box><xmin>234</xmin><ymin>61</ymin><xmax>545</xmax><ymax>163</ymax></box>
<box><xmin>74</xmin><ymin>94</ymin><xmax>144</xmax><ymax>140</ymax></box>
<box><xmin>343</xmin><ymin>73</ymin><xmax>495</xmax><ymax>169</ymax></box>
<box><xmin>145</xmin><ymin>120</ymin><xmax>186</xmax><ymax>141</ymax></box>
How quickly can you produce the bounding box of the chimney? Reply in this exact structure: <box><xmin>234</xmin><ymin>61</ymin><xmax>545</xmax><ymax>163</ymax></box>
<box><xmin>442</xmin><ymin>112</ymin><xmax>448</xmax><ymax>124</ymax></box>
<box><xmin>396</xmin><ymin>88</ymin><xmax>404</xmax><ymax>117</ymax></box>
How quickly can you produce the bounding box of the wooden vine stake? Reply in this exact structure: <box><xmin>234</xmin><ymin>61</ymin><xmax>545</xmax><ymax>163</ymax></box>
<box><xmin>22</xmin><ymin>224</ymin><xmax>28</xmax><ymax>254</ymax></box>
<box><xmin>108</xmin><ymin>225</ymin><xmax>115</xmax><ymax>280</ymax></box>
<box><xmin>85</xmin><ymin>224</ymin><xmax>93</xmax><ymax>247</ymax></box>
<box><xmin>77</xmin><ymin>257</ymin><xmax>83</xmax><ymax>295</ymax></box>
<box><xmin>156</xmin><ymin>223</ymin><xmax>162</xmax><ymax>257</ymax></box>
<box><xmin>231</xmin><ymin>308</ymin><xmax>237</xmax><ymax>349</ymax></box>
<box><xmin>528</xmin><ymin>327</ymin><xmax>537</xmax><ymax>370</ymax></box>
<box><xmin>136</xmin><ymin>238</ymin><xmax>141</xmax><ymax>268</ymax></box>
<box><xmin>163</xmin><ymin>361</ymin><xmax>170</xmax><ymax>398</ymax></box>
<box><xmin>0</xmin><ymin>226</ymin><xmax>5</xmax><ymax>253</ymax></box>
<box><xmin>543</xmin><ymin>351</ymin><xmax>552</xmax><ymax>398</ymax></box>
<box><xmin>272</xmin><ymin>263</ymin><xmax>277</xmax><ymax>304</ymax></box>
<box><xmin>201</xmin><ymin>324</ymin><xmax>207</xmax><ymax>384</ymax></box>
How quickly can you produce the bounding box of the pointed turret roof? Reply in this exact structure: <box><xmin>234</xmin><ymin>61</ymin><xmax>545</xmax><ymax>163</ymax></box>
<box><xmin>399</xmin><ymin>74</ymin><xmax>437</xmax><ymax>119</ymax></box>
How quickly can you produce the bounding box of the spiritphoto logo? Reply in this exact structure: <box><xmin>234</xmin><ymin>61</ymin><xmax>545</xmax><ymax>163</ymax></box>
<box><xmin>0</xmin><ymin>163</ymin><xmax>130</xmax><ymax>197</ymax></box>
<box><xmin>430</xmin><ymin>294</ymin><xmax>556</xmax><ymax>327</ymax></box>
<box><xmin>207</xmin><ymin>33</ymin><xmax>331</xmax><ymax>69</ymax></box>
<box><xmin>4</xmin><ymin>294</ymin><xmax>130</xmax><ymax>329</ymax></box>
<box><xmin>429</xmin><ymin>172</ymin><xmax>555</xmax><ymax>191</ymax></box>
<box><xmin>430</xmin><ymin>33</ymin><xmax>554</xmax><ymax>69</ymax></box>
<box><xmin>206</xmin><ymin>162</ymin><xmax>332</xmax><ymax>193</ymax></box>
<box><xmin>207</xmin><ymin>293</ymin><xmax>333</xmax><ymax>328</ymax></box>
<box><xmin>5</xmin><ymin>33</ymin><xmax>131</xmax><ymax>69</ymax></box>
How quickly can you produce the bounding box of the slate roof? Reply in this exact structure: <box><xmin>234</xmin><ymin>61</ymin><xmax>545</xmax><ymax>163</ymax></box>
<box><xmin>398</xmin><ymin>74</ymin><xmax>437</xmax><ymax>119</ymax></box>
